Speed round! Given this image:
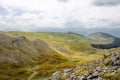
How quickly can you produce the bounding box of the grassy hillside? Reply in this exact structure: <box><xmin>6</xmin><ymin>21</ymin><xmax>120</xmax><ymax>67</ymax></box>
<box><xmin>0</xmin><ymin>32</ymin><xmax>68</xmax><ymax>79</ymax></box>
<box><xmin>87</xmin><ymin>32</ymin><xmax>115</xmax><ymax>44</ymax></box>
<box><xmin>0</xmin><ymin>31</ymin><xmax>112</xmax><ymax>79</ymax></box>
<box><xmin>1</xmin><ymin>31</ymin><xmax>94</xmax><ymax>53</ymax></box>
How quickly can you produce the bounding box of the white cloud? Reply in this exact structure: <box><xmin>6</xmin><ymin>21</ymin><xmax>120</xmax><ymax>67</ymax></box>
<box><xmin>0</xmin><ymin>15</ymin><xmax>6</xmax><ymax>25</ymax></box>
<box><xmin>0</xmin><ymin>0</ymin><xmax>120</xmax><ymax>31</ymax></box>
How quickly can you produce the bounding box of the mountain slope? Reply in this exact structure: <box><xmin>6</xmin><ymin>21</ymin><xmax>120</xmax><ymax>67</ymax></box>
<box><xmin>1</xmin><ymin>31</ymin><xmax>94</xmax><ymax>53</ymax></box>
<box><xmin>0</xmin><ymin>33</ymin><xmax>69</xmax><ymax>79</ymax></box>
<box><xmin>0</xmin><ymin>31</ymin><xmax>96</xmax><ymax>79</ymax></box>
<box><xmin>0</xmin><ymin>33</ymin><xmax>68</xmax><ymax>64</ymax></box>
<box><xmin>87</xmin><ymin>32</ymin><xmax>120</xmax><ymax>49</ymax></box>
<box><xmin>1</xmin><ymin>31</ymin><xmax>120</xmax><ymax>79</ymax></box>
<box><xmin>40</xmin><ymin>51</ymin><xmax>120</xmax><ymax>80</ymax></box>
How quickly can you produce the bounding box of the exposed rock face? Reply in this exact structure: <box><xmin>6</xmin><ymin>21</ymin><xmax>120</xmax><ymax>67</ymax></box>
<box><xmin>39</xmin><ymin>52</ymin><xmax>120</xmax><ymax>80</ymax></box>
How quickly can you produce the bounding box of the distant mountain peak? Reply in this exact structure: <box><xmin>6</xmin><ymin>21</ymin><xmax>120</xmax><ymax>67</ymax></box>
<box><xmin>87</xmin><ymin>32</ymin><xmax>115</xmax><ymax>39</ymax></box>
<box><xmin>87</xmin><ymin>32</ymin><xmax>120</xmax><ymax>49</ymax></box>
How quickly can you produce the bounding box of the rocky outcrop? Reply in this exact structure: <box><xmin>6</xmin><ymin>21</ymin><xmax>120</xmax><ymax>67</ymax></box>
<box><xmin>39</xmin><ymin>52</ymin><xmax>120</xmax><ymax>80</ymax></box>
<box><xmin>0</xmin><ymin>34</ymin><xmax>56</xmax><ymax>64</ymax></box>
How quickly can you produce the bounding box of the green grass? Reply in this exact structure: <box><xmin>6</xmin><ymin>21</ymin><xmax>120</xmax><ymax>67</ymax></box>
<box><xmin>0</xmin><ymin>31</ymin><xmax>119</xmax><ymax>79</ymax></box>
<box><xmin>101</xmin><ymin>70</ymin><xmax>120</xmax><ymax>80</ymax></box>
<box><xmin>2</xmin><ymin>31</ymin><xmax>94</xmax><ymax>53</ymax></box>
<box><xmin>37</xmin><ymin>53</ymin><xmax>67</xmax><ymax>64</ymax></box>
<box><xmin>0</xmin><ymin>63</ymin><xmax>31</xmax><ymax>80</ymax></box>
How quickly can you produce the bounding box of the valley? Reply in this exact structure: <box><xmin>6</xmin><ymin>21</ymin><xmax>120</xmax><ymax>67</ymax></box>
<box><xmin>0</xmin><ymin>31</ymin><xmax>120</xmax><ymax>80</ymax></box>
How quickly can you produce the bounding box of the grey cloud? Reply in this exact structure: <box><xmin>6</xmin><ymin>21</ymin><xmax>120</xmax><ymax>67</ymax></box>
<box><xmin>65</xmin><ymin>19</ymin><xmax>83</xmax><ymax>27</ymax></box>
<box><xmin>0</xmin><ymin>6</ymin><xmax>46</xmax><ymax>16</ymax></box>
<box><xmin>57</xmin><ymin>0</ymin><xmax>69</xmax><ymax>3</ymax></box>
<box><xmin>110</xmin><ymin>22</ymin><xmax>120</xmax><ymax>27</ymax></box>
<box><xmin>93</xmin><ymin>0</ymin><xmax>120</xmax><ymax>6</ymax></box>
<box><xmin>98</xmin><ymin>19</ymin><xmax>109</xmax><ymax>22</ymax></box>
<box><xmin>12</xmin><ymin>9</ymin><xmax>25</xmax><ymax>16</ymax></box>
<box><xmin>0</xmin><ymin>7</ymin><xmax>25</xmax><ymax>16</ymax></box>
<box><xmin>0</xmin><ymin>7</ymin><xmax>8</xmax><ymax>15</ymax></box>
<box><xmin>9</xmin><ymin>8</ymin><xmax>45</xmax><ymax>16</ymax></box>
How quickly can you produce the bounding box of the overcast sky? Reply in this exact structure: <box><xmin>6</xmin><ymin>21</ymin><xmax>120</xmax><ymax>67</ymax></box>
<box><xmin>0</xmin><ymin>0</ymin><xmax>120</xmax><ymax>31</ymax></box>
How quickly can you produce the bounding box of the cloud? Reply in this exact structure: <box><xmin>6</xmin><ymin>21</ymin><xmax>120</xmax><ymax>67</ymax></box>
<box><xmin>0</xmin><ymin>0</ymin><xmax>120</xmax><ymax>31</ymax></box>
<box><xmin>0</xmin><ymin>7</ymin><xmax>8</xmax><ymax>15</ymax></box>
<box><xmin>57</xmin><ymin>0</ymin><xmax>69</xmax><ymax>3</ymax></box>
<box><xmin>93</xmin><ymin>0</ymin><xmax>120</xmax><ymax>6</ymax></box>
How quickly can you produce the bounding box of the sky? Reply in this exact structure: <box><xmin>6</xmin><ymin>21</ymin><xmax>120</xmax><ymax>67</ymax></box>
<box><xmin>0</xmin><ymin>0</ymin><xmax>120</xmax><ymax>31</ymax></box>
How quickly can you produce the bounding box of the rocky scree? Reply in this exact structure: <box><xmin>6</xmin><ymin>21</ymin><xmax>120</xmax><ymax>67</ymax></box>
<box><xmin>39</xmin><ymin>52</ymin><xmax>120</xmax><ymax>80</ymax></box>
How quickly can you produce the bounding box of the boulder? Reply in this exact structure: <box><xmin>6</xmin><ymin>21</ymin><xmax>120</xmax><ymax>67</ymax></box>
<box><xmin>51</xmin><ymin>71</ymin><xmax>61</xmax><ymax>80</ymax></box>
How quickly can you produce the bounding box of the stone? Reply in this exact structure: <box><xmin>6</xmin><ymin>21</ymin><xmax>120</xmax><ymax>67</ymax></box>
<box><xmin>96</xmin><ymin>67</ymin><xmax>102</xmax><ymax>72</ymax></box>
<box><xmin>51</xmin><ymin>71</ymin><xmax>61</xmax><ymax>80</ymax></box>
<box><xmin>80</xmin><ymin>76</ymin><xmax>87</xmax><ymax>80</ymax></box>
<box><xmin>87</xmin><ymin>71</ymin><xmax>99</xmax><ymax>79</ymax></box>
<box><xmin>70</xmin><ymin>73</ymin><xmax>77</xmax><ymax>80</ymax></box>
<box><xmin>64</xmin><ymin>68</ymin><xmax>73</xmax><ymax>73</ymax></box>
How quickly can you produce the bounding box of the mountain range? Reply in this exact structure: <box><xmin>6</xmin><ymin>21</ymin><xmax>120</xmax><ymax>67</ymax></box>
<box><xmin>1</xmin><ymin>27</ymin><xmax>120</xmax><ymax>37</ymax></box>
<box><xmin>29</xmin><ymin>27</ymin><xmax>120</xmax><ymax>38</ymax></box>
<box><xmin>0</xmin><ymin>31</ymin><xmax>120</xmax><ymax>80</ymax></box>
